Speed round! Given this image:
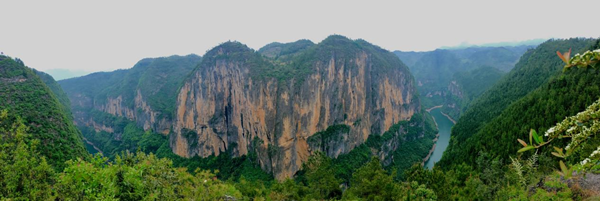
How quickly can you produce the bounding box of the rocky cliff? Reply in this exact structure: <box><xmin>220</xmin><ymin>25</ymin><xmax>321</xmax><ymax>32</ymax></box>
<box><xmin>172</xmin><ymin>36</ymin><xmax>419</xmax><ymax>179</ymax></box>
<box><xmin>60</xmin><ymin>55</ymin><xmax>201</xmax><ymax>136</ymax></box>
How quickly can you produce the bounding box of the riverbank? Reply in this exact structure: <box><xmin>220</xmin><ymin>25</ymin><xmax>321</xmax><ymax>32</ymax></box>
<box><xmin>83</xmin><ymin>137</ymin><xmax>103</xmax><ymax>155</ymax></box>
<box><xmin>426</xmin><ymin>105</ymin><xmax>443</xmax><ymax>112</ymax></box>
<box><xmin>440</xmin><ymin>111</ymin><xmax>457</xmax><ymax>124</ymax></box>
<box><xmin>422</xmin><ymin>133</ymin><xmax>440</xmax><ymax>166</ymax></box>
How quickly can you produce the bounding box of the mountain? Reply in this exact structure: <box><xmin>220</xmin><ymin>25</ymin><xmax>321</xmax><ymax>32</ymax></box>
<box><xmin>395</xmin><ymin>45</ymin><xmax>534</xmax><ymax>119</ymax></box>
<box><xmin>439</xmin><ymin>38</ymin><xmax>599</xmax><ymax>169</ymax></box>
<box><xmin>0</xmin><ymin>56</ymin><xmax>88</xmax><ymax>167</ymax></box>
<box><xmin>35</xmin><ymin>70</ymin><xmax>73</xmax><ymax>116</ymax></box>
<box><xmin>60</xmin><ymin>54</ymin><xmax>201</xmax><ymax>134</ymax></box>
<box><xmin>440</xmin><ymin>38</ymin><xmax>546</xmax><ymax>49</ymax></box>
<box><xmin>59</xmin><ymin>54</ymin><xmax>201</xmax><ymax>156</ymax></box>
<box><xmin>173</xmin><ymin>35</ymin><xmax>425</xmax><ymax>179</ymax></box>
<box><xmin>442</xmin><ymin>66</ymin><xmax>505</xmax><ymax>118</ymax></box>
<box><xmin>59</xmin><ymin>36</ymin><xmax>433</xmax><ymax>180</ymax></box>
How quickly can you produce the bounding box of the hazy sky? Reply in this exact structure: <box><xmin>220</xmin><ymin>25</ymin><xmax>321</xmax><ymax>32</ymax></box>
<box><xmin>1</xmin><ymin>0</ymin><xmax>599</xmax><ymax>72</ymax></box>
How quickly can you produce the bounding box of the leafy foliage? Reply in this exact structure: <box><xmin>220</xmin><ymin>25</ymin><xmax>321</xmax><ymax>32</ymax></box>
<box><xmin>35</xmin><ymin>70</ymin><xmax>73</xmax><ymax>117</ymax></box>
<box><xmin>0</xmin><ymin>56</ymin><xmax>88</xmax><ymax>168</ymax></box>
<box><xmin>440</xmin><ymin>38</ymin><xmax>598</xmax><ymax>169</ymax></box>
<box><xmin>0</xmin><ymin>115</ymin><xmax>440</xmax><ymax>200</ymax></box>
<box><xmin>0</xmin><ymin>110</ymin><xmax>55</xmax><ymax>200</ymax></box>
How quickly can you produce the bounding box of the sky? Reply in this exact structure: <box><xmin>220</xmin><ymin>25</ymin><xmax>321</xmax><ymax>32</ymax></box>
<box><xmin>1</xmin><ymin>0</ymin><xmax>599</xmax><ymax>73</ymax></box>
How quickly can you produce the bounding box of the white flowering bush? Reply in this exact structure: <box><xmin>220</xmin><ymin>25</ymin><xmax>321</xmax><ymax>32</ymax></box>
<box><xmin>558</xmin><ymin>48</ymin><xmax>600</xmax><ymax>71</ymax></box>
<box><xmin>518</xmin><ymin>95</ymin><xmax>600</xmax><ymax>177</ymax></box>
<box><xmin>517</xmin><ymin>48</ymin><xmax>600</xmax><ymax>177</ymax></box>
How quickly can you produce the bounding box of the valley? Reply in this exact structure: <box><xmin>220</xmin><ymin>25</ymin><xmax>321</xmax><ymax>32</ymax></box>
<box><xmin>2</xmin><ymin>37</ymin><xmax>599</xmax><ymax>200</ymax></box>
<box><xmin>1</xmin><ymin>2</ymin><xmax>599</xmax><ymax>198</ymax></box>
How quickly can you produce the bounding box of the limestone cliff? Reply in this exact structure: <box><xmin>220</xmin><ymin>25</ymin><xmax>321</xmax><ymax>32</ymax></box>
<box><xmin>172</xmin><ymin>36</ymin><xmax>419</xmax><ymax>179</ymax></box>
<box><xmin>60</xmin><ymin>55</ymin><xmax>201</xmax><ymax>136</ymax></box>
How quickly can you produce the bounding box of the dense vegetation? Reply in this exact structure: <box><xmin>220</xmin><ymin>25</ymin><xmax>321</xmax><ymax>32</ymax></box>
<box><xmin>400</xmin><ymin>42</ymin><xmax>600</xmax><ymax>200</ymax></box>
<box><xmin>440</xmin><ymin>38</ymin><xmax>598</xmax><ymax>169</ymax></box>
<box><xmin>1</xmin><ymin>109</ymin><xmax>440</xmax><ymax>200</ymax></box>
<box><xmin>6</xmin><ymin>35</ymin><xmax>600</xmax><ymax>199</ymax></box>
<box><xmin>60</xmin><ymin>54</ymin><xmax>200</xmax><ymax>117</ymax></box>
<box><xmin>441</xmin><ymin>66</ymin><xmax>505</xmax><ymax>119</ymax></box>
<box><xmin>395</xmin><ymin>45</ymin><xmax>534</xmax><ymax>118</ymax></box>
<box><xmin>299</xmin><ymin>112</ymin><xmax>438</xmax><ymax>184</ymax></box>
<box><xmin>0</xmin><ymin>56</ymin><xmax>87</xmax><ymax>168</ymax></box>
<box><xmin>35</xmin><ymin>70</ymin><xmax>73</xmax><ymax>116</ymax></box>
<box><xmin>258</xmin><ymin>39</ymin><xmax>315</xmax><ymax>60</ymax></box>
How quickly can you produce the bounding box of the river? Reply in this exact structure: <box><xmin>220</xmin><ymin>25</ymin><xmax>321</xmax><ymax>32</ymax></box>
<box><xmin>424</xmin><ymin>107</ymin><xmax>455</xmax><ymax>169</ymax></box>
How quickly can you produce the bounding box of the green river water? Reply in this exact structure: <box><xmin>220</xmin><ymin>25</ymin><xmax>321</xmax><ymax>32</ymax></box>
<box><xmin>425</xmin><ymin>108</ymin><xmax>455</xmax><ymax>169</ymax></box>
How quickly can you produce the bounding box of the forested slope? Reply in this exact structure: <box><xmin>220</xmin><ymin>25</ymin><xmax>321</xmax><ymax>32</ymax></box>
<box><xmin>440</xmin><ymin>38</ymin><xmax>599</xmax><ymax>168</ymax></box>
<box><xmin>0</xmin><ymin>56</ymin><xmax>88</xmax><ymax>168</ymax></box>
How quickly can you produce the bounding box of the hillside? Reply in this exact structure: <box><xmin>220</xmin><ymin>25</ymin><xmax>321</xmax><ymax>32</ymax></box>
<box><xmin>59</xmin><ymin>55</ymin><xmax>201</xmax><ymax>156</ymax></box>
<box><xmin>60</xmin><ymin>54</ymin><xmax>201</xmax><ymax>134</ymax></box>
<box><xmin>35</xmin><ymin>70</ymin><xmax>73</xmax><ymax>116</ymax></box>
<box><xmin>395</xmin><ymin>45</ymin><xmax>533</xmax><ymax>120</ymax></box>
<box><xmin>442</xmin><ymin>66</ymin><xmax>505</xmax><ymax>118</ymax></box>
<box><xmin>439</xmin><ymin>38</ymin><xmax>599</xmax><ymax>168</ymax></box>
<box><xmin>0</xmin><ymin>56</ymin><xmax>88</xmax><ymax>167</ymax></box>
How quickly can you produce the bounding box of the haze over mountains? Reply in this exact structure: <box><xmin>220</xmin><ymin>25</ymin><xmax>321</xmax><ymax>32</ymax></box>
<box><xmin>394</xmin><ymin>44</ymin><xmax>537</xmax><ymax>119</ymax></box>
<box><xmin>2</xmin><ymin>33</ymin><xmax>600</xmax><ymax>200</ymax></box>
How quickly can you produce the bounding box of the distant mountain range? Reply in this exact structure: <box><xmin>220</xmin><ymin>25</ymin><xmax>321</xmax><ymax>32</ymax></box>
<box><xmin>439</xmin><ymin>38</ymin><xmax>546</xmax><ymax>49</ymax></box>
<box><xmin>43</xmin><ymin>69</ymin><xmax>91</xmax><ymax>80</ymax></box>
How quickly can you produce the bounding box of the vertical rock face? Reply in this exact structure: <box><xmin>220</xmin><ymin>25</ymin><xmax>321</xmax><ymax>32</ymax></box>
<box><xmin>172</xmin><ymin>36</ymin><xmax>419</xmax><ymax>179</ymax></box>
<box><xmin>60</xmin><ymin>55</ymin><xmax>201</xmax><ymax>136</ymax></box>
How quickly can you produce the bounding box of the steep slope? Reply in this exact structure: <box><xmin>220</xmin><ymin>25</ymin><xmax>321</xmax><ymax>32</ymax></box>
<box><xmin>173</xmin><ymin>35</ymin><xmax>423</xmax><ymax>179</ymax></box>
<box><xmin>439</xmin><ymin>38</ymin><xmax>598</xmax><ymax>168</ymax></box>
<box><xmin>35</xmin><ymin>70</ymin><xmax>73</xmax><ymax>116</ymax></box>
<box><xmin>396</xmin><ymin>46</ymin><xmax>533</xmax><ymax>119</ymax></box>
<box><xmin>442</xmin><ymin>66</ymin><xmax>505</xmax><ymax>119</ymax></box>
<box><xmin>60</xmin><ymin>54</ymin><xmax>201</xmax><ymax>135</ymax></box>
<box><xmin>0</xmin><ymin>56</ymin><xmax>88</xmax><ymax>167</ymax></box>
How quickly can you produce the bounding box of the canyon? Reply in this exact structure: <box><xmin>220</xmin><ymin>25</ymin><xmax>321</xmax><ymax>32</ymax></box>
<box><xmin>60</xmin><ymin>36</ymin><xmax>430</xmax><ymax>179</ymax></box>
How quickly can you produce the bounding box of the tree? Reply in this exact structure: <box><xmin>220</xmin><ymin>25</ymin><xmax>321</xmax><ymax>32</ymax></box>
<box><xmin>345</xmin><ymin>157</ymin><xmax>399</xmax><ymax>200</ymax></box>
<box><xmin>0</xmin><ymin>110</ymin><xmax>55</xmax><ymax>200</ymax></box>
<box><xmin>302</xmin><ymin>152</ymin><xmax>342</xmax><ymax>200</ymax></box>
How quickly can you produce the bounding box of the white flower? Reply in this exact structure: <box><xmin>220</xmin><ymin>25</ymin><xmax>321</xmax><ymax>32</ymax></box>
<box><xmin>592</xmin><ymin>150</ymin><xmax>599</xmax><ymax>157</ymax></box>
<box><xmin>545</xmin><ymin>127</ymin><xmax>556</xmax><ymax>137</ymax></box>
<box><xmin>581</xmin><ymin>158</ymin><xmax>591</xmax><ymax>166</ymax></box>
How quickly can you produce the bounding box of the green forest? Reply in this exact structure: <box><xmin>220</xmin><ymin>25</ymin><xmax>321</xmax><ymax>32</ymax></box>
<box><xmin>2</xmin><ymin>36</ymin><xmax>600</xmax><ymax>200</ymax></box>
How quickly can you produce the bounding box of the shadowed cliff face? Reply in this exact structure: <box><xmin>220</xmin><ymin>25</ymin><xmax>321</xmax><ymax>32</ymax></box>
<box><xmin>172</xmin><ymin>37</ymin><xmax>419</xmax><ymax>179</ymax></box>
